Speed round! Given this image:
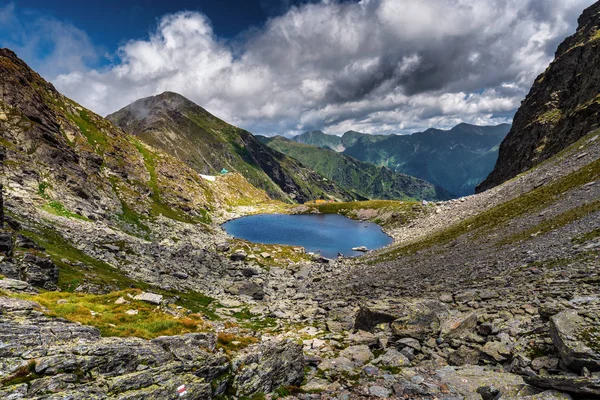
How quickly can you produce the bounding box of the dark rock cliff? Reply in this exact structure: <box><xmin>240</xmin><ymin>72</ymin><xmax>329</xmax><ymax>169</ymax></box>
<box><xmin>478</xmin><ymin>2</ymin><xmax>600</xmax><ymax>192</ymax></box>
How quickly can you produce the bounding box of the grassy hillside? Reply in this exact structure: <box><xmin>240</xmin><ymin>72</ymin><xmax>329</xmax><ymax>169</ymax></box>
<box><xmin>108</xmin><ymin>92</ymin><xmax>354</xmax><ymax>203</ymax></box>
<box><xmin>260</xmin><ymin>136</ymin><xmax>451</xmax><ymax>201</ymax></box>
<box><xmin>293</xmin><ymin>124</ymin><xmax>509</xmax><ymax>197</ymax></box>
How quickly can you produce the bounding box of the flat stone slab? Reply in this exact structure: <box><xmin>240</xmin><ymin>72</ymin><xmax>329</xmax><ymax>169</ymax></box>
<box><xmin>133</xmin><ymin>292</ymin><xmax>163</xmax><ymax>305</ymax></box>
<box><xmin>550</xmin><ymin>310</ymin><xmax>600</xmax><ymax>372</ymax></box>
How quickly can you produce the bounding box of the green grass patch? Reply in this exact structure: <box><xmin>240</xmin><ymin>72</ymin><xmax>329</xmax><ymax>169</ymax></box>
<box><xmin>572</xmin><ymin>227</ymin><xmax>600</xmax><ymax>244</ymax></box>
<box><xmin>536</xmin><ymin>109</ymin><xmax>562</xmax><ymax>125</ymax></box>
<box><xmin>14</xmin><ymin>290</ymin><xmax>209</xmax><ymax>339</ymax></box>
<box><xmin>498</xmin><ymin>199</ymin><xmax>600</xmax><ymax>246</ymax></box>
<box><xmin>69</xmin><ymin>109</ymin><xmax>107</xmax><ymax>152</ymax></box>
<box><xmin>232</xmin><ymin>308</ymin><xmax>278</xmax><ymax>331</ymax></box>
<box><xmin>43</xmin><ymin>201</ymin><xmax>89</xmax><ymax>221</ymax></box>
<box><xmin>38</xmin><ymin>182</ymin><xmax>50</xmax><ymax>199</ymax></box>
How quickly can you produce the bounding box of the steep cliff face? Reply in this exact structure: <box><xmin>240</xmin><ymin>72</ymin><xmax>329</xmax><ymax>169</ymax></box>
<box><xmin>108</xmin><ymin>93</ymin><xmax>355</xmax><ymax>203</ymax></box>
<box><xmin>477</xmin><ymin>2</ymin><xmax>600</xmax><ymax>192</ymax></box>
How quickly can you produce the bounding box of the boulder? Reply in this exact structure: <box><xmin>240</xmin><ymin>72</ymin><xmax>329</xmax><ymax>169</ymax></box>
<box><xmin>351</xmin><ymin>246</ymin><xmax>368</xmax><ymax>252</ymax></box>
<box><xmin>14</xmin><ymin>234</ymin><xmax>43</xmax><ymax>250</ymax></box>
<box><xmin>354</xmin><ymin>304</ymin><xmax>398</xmax><ymax>331</ymax></box>
<box><xmin>435</xmin><ymin>365</ymin><xmax>535</xmax><ymax>399</ymax></box>
<box><xmin>372</xmin><ymin>348</ymin><xmax>410</xmax><ymax>368</ymax></box>
<box><xmin>0</xmin><ymin>231</ymin><xmax>13</xmax><ymax>257</ymax></box>
<box><xmin>390</xmin><ymin>299</ymin><xmax>449</xmax><ymax>340</ymax></box>
<box><xmin>231</xmin><ymin>339</ymin><xmax>304</xmax><ymax>396</ymax></box>
<box><xmin>230</xmin><ymin>250</ymin><xmax>247</xmax><ymax>261</ymax></box>
<box><xmin>550</xmin><ymin>310</ymin><xmax>600</xmax><ymax>371</ymax></box>
<box><xmin>440</xmin><ymin>311</ymin><xmax>478</xmax><ymax>339</ymax></box>
<box><xmin>216</xmin><ymin>242</ymin><xmax>230</xmax><ymax>252</ymax></box>
<box><xmin>238</xmin><ymin>282</ymin><xmax>265</xmax><ymax>300</ymax></box>
<box><xmin>311</xmin><ymin>254</ymin><xmax>330</xmax><ymax>263</ymax></box>
<box><xmin>448</xmin><ymin>345</ymin><xmax>480</xmax><ymax>366</ymax></box>
<box><xmin>133</xmin><ymin>292</ymin><xmax>163</xmax><ymax>305</ymax></box>
<box><xmin>397</xmin><ymin>337</ymin><xmax>421</xmax><ymax>351</ymax></box>
<box><xmin>525</xmin><ymin>374</ymin><xmax>600</xmax><ymax>397</ymax></box>
<box><xmin>531</xmin><ymin>356</ymin><xmax>560</xmax><ymax>372</ymax></box>
<box><xmin>481</xmin><ymin>340</ymin><xmax>514</xmax><ymax>363</ymax></box>
<box><xmin>340</xmin><ymin>345</ymin><xmax>373</xmax><ymax>366</ymax></box>
<box><xmin>20</xmin><ymin>253</ymin><xmax>59</xmax><ymax>289</ymax></box>
<box><xmin>0</xmin><ymin>278</ymin><xmax>38</xmax><ymax>294</ymax></box>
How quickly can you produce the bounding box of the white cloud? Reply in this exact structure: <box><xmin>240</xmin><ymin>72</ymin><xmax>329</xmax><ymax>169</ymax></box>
<box><xmin>3</xmin><ymin>0</ymin><xmax>596</xmax><ymax>135</ymax></box>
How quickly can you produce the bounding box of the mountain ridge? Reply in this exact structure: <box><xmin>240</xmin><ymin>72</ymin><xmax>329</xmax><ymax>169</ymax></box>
<box><xmin>107</xmin><ymin>92</ymin><xmax>356</xmax><ymax>203</ymax></box>
<box><xmin>258</xmin><ymin>135</ymin><xmax>452</xmax><ymax>201</ymax></box>
<box><xmin>477</xmin><ymin>1</ymin><xmax>600</xmax><ymax>192</ymax></box>
<box><xmin>292</xmin><ymin>123</ymin><xmax>510</xmax><ymax>196</ymax></box>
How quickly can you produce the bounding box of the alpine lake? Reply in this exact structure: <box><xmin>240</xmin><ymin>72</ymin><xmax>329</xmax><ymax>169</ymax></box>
<box><xmin>222</xmin><ymin>213</ymin><xmax>392</xmax><ymax>258</ymax></box>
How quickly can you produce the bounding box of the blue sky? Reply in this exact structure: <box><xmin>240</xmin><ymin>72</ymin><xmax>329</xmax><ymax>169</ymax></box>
<box><xmin>0</xmin><ymin>1</ymin><xmax>595</xmax><ymax>136</ymax></box>
<box><xmin>1</xmin><ymin>0</ymin><xmax>312</xmax><ymax>70</ymax></box>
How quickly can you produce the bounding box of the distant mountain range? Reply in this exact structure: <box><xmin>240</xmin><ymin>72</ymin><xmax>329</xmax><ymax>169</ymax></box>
<box><xmin>258</xmin><ymin>136</ymin><xmax>451</xmax><ymax>201</ymax></box>
<box><xmin>292</xmin><ymin>123</ymin><xmax>511</xmax><ymax>197</ymax></box>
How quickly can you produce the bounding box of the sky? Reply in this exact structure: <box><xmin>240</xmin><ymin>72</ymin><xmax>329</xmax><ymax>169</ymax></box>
<box><xmin>0</xmin><ymin>0</ymin><xmax>596</xmax><ymax>136</ymax></box>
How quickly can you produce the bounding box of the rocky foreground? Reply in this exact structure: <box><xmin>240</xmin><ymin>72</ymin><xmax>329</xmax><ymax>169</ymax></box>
<box><xmin>0</xmin><ymin>127</ymin><xmax>599</xmax><ymax>399</ymax></box>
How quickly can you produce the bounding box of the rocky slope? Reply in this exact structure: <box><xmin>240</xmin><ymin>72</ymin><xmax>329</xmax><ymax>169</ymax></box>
<box><xmin>258</xmin><ymin>135</ymin><xmax>451</xmax><ymax>201</ymax></box>
<box><xmin>0</xmin><ymin>2</ymin><xmax>599</xmax><ymax>398</ymax></box>
<box><xmin>0</xmin><ymin>48</ymin><xmax>273</xmax><ymax>233</ymax></box>
<box><xmin>108</xmin><ymin>92</ymin><xmax>354</xmax><ymax>203</ymax></box>
<box><xmin>294</xmin><ymin>123</ymin><xmax>510</xmax><ymax>197</ymax></box>
<box><xmin>478</xmin><ymin>2</ymin><xmax>600</xmax><ymax>192</ymax></box>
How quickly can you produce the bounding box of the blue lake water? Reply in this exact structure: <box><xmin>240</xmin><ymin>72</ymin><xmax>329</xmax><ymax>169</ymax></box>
<box><xmin>222</xmin><ymin>214</ymin><xmax>393</xmax><ymax>258</ymax></box>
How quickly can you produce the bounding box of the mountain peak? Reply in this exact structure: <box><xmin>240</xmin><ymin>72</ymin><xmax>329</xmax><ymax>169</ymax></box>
<box><xmin>120</xmin><ymin>91</ymin><xmax>207</xmax><ymax>116</ymax></box>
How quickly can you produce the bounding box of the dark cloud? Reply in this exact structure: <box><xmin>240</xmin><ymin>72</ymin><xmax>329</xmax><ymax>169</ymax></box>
<box><xmin>7</xmin><ymin>0</ymin><xmax>593</xmax><ymax>136</ymax></box>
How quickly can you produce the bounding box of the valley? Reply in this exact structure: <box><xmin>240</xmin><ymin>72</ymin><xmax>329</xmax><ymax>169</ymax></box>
<box><xmin>0</xmin><ymin>2</ymin><xmax>600</xmax><ymax>400</ymax></box>
<box><xmin>291</xmin><ymin>124</ymin><xmax>510</xmax><ymax>197</ymax></box>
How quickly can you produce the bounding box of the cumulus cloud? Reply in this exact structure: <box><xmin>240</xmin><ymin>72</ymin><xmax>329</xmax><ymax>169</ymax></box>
<box><xmin>6</xmin><ymin>0</ymin><xmax>597</xmax><ymax>135</ymax></box>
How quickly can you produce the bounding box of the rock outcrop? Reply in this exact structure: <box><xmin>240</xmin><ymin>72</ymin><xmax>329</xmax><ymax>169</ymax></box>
<box><xmin>478</xmin><ymin>2</ymin><xmax>600</xmax><ymax>192</ymax></box>
<box><xmin>550</xmin><ymin>310</ymin><xmax>600</xmax><ymax>371</ymax></box>
<box><xmin>0</xmin><ymin>296</ymin><xmax>304</xmax><ymax>399</ymax></box>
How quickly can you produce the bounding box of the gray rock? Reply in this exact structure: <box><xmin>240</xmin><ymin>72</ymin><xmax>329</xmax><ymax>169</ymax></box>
<box><xmin>390</xmin><ymin>299</ymin><xmax>449</xmax><ymax>340</ymax></box>
<box><xmin>230</xmin><ymin>250</ymin><xmax>247</xmax><ymax>261</ymax></box>
<box><xmin>550</xmin><ymin>310</ymin><xmax>600</xmax><ymax>371</ymax></box>
<box><xmin>440</xmin><ymin>311</ymin><xmax>477</xmax><ymax>339</ymax></box>
<box><xmin>231</xmin><ymin>339</ymin><xmax>304</xmax><ymax>396</ymax></box>
<box><xmin>372</xmin><ymin>348</ymin><xmax>410</xmax><ymax>368</ymax></box>
<box><xmin>20</xmin><ymin>253</ymin><xmax>59</xmax><ymax>289</ymax></box>
<box><xmin>531</xmin><ymin>356</ymin><xmax>560</xmax><ymax>371</ymax></box>
<box><xmin>133</xmin><ymin>292</ymin><xmax>164</xmax><ymax>305</ymax></box>
<box><xmin>354</xmin><ymin>304</ymin><xmax>398</xmax><ymax>331</ymax></box>
<box><xmin>238</xmin><ymin>282</ymin><xmax>265</xmax><ymax>300</ymax></box>
<box><xmin>0</xmin><ymin>278</ymin><xmax>38</xmax><ymax>293</ymax></box>
<box><xmin>369</xmin><ymin>385</ymin><xmax>391</xmax><ymax>398</ymax></box>
<box><xmin>397</xmin><ymin>337</ymin><xmax>421</xmax><ymax>351</ymax></box>
<box><xmin>340</xmin><ymin>345</ymin><xmax>373</xmax><ymax>366</ymax></box>
<box><xmin>216</xmin><ymin>242</ymin><xmax>230</xmax><ymax>252</ymax></box>
<box><xmin>448</xmin><ymin>345</ymin><xmax>480</xmax><ymax>366</ymax></box>
<box><xmin>525</xmin><ymin>374</ymin><xmax>600</xmax><ymax>396</ymax></box>
<box><xmin>0</xmin><ymin>231</ymin><xmax>13</xmax><ymax>257</ymax></box>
